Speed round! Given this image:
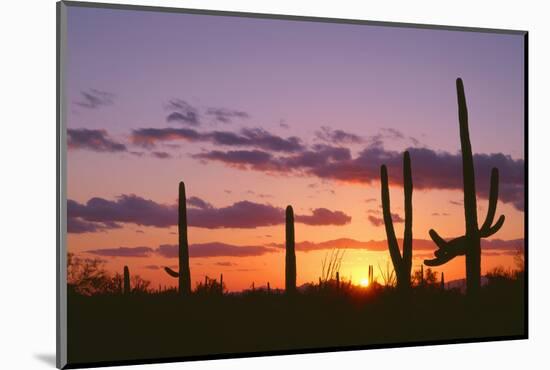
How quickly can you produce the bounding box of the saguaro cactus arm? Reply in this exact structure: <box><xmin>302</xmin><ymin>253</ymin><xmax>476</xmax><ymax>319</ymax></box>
<box><xmin>479</xmin><ymin>168</ymin><xmax>505</xmax><ymax>237</ymax></box>
<box><xmin>424</xmin><ymin>235</ymin><xmax>467</xmax><ymax>266</ymax></box>
<box><xmin>164</xmin><ymin>267</ymin><xmax>179</xmax><ymax>278</ymax></box>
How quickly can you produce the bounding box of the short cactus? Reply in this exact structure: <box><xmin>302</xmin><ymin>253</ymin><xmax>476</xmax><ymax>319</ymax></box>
<box><xmin>285</xmin><ymin>205</ymin><xmax>296</xmax><ymax>294</ymax></box>
<box><xmin>123</xmin><ymin>265</ymin><xmax>130</xmax><ymax>295</ymax></box>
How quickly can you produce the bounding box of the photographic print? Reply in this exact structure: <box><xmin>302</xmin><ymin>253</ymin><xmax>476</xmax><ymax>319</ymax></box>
<box><xmin>57</xmin><ymin>1</ymin><xmax>527</xmax><ymax>368</ymax></box>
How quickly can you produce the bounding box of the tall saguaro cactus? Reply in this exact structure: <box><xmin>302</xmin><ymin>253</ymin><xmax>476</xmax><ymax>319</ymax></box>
<box><xmin>380</xmin><ymin>151</ymin><xmax>413</xmax><ymax>290</ymax></box>
<box><xmin>285</xmin><ymin>205</ymin><xmax>296</xmax><ymax>294</ymax></box>
<box><xmin>424</xmin><ymin>78</ymin><xmax>505</xmax><ymax>297</ymax></box>
<box><xmin>123</xmin><ymin>265</ymin><xmax>131</xmax><ymax>295</ymax></box>
<box><xmin>164</xmin><ymin>181</ymin><xmax>192</xmax><ymax>296</ymax></box>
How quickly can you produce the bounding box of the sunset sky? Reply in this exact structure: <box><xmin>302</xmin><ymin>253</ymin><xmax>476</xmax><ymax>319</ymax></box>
<box><xmin>65</xmin><ymin>6</ymin><xmax>525</xmax><ymax>291</ymax></box>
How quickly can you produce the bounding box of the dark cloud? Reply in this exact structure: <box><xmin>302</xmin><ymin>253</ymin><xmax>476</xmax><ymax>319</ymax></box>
<box><xmin>449</xmin><ymin>200</ymin><xmax>462</xmax><ymax>206</ymax></box>
<box><xmin>315</xmin><ymin>126</ymin><xmax>363</xmax><ymax>144</ymax></box>
<box><xmin>67</xmin><ymin>217</ymin><xmax>122</xmax><ymax>234</ymax></box>
<box><xmin>239</xmin><ymin>128</ymin><xmax>304</xmax><ymax>152</ymax></box>
<box><xmin>193</xmin><ymin>150</ymin><xmax>275</xmax><ymax>169</ymax></box>
<box><xmin>68</xmin><ymin>195</ymin><xmax>351</xmax><ymax>232</ymax></box>
<box><xmin>295</xmin><ymin>208</ymin><xmax>351</xmax><ymax>226</ymax></box>
<box><xmin>193</xmin><ymin>144</ymin><xmax>524</xmax><ymax>210</ymax></box>
<box><xmin>187</xmin><ymin>201</ymin><xmax>283</xmax><ymax>229</ymax></box>
<box><xmin>187</xmin><ymin>196</ymin><xmax>213</xmax><ymax>209</ymax></box>
<box><xmin>75</xmin><ymin>89</ymin><xmax>114</xmax><ymax>109</ymax></box>
<box><xmin>480</xmin><ymin>238</ymin><xmax>524</xmax><ymax>251</ymax></box>
<box><xmin>157</xmin><ymin>243</ymin><xmax>278</xmax><ymax>258</ymax></box>
<box><xmin>367</xmin><ymin>213</ymin><xmax>404</xmax><ymax>227</ymax></box>
<box><xmin>85</xmin><ymin>238</ymin><xmax>522</xmax><ymax>260</ymax></box>
<box><xmin>68</xmin><ymin>129</ymin><xmax>127</xmax><ymax>152</ymax></box>
<box><xmin>206</xmin><ymin>108</ymin><xmax>249</xmax><ymax>123</ymax></box>
<box><xmin>365</xmin><ymin>198</ymin><xmax>377</xmax><ymax>203</ymax></box>
<box><xmin>131</xmin><ymin>127</ymin><xmax>303</xmax><ymax>153</ymax></box>
<box><xmin>166</xmin><ymin>99</ymin><xmax>199</xmax><ymax>126</ymax></box>
<box><xmin>67</xmin><ymin>196</ymin><xmax>176</xmax><ymax>229</ymax></box>
<box><xmin>85</xmin><ymin>246</ymin><xmax>154</xmax><ymax>258</ymax></box>
<box><xmin>151</xmin><ymin>151</ymin><xmax>171</xmax><ymax>159</ymax></box>
<box><xmin>131</xmin><ymin>127</ymin><xmax>200</xmax><ymax>148</ymax></box>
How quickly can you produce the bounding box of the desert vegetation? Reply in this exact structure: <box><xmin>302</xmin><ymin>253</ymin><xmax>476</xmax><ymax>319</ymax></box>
<box><xmin>66</xmin><ymin>79</ymin><xmax>525</xmax><ymax>366</ymax></box>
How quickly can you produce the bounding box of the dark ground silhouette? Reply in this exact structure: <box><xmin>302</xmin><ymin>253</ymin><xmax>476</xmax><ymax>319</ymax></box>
<box><xmin>67</xmin><ymin>274</ymin><xmax>524</xmax><ymax>365</ymax></box>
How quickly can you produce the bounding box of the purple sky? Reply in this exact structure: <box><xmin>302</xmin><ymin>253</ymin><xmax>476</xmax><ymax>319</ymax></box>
<box><xmin>65</xmin><ymin>5</ymin><xmax>525</xmax><ymax>289</ymax></box>
<box><xmin>67</xmin><ymin>6</ymin><xmax>524</xmax><ymax>157</ymax></box>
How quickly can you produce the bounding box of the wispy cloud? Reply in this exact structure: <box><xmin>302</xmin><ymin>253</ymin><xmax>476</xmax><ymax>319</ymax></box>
<box><xmin>83</xmin><ymin>238</ymin><xmax>523</xmax><ymax>259</ymax></box>
<box><xmin>68</xmin><ymin>129</ymin><xmax>126</xmax><ymax>152</ymax></box>
<box><xmin>165</xmin><ymin>99</ymin><xmax>199</xmax><ymax>126</ymax></box>
<box><xmin>367</xmin><ymin>213</ymin><xmax>404</xmax><ymax>227</ymax></box>
<box><xmin>131</xmin><ymin>126</ymin><xmax>304</xmax><ymax>153</ymax></box>
<box><xmin>150</xmin><ymin>151</ymin><xmax>172</xmax><ymax>159</ymax></box>
<box><xmin>206</xmin><ymin>107</ymin><xmax>249</xmax><ymax>123</ymax></box>
<box><xmin>157</xmin><ymin>243</ymin><xmax>278</xmax><ymax>258</ymax></box>
<box><xmin>268</xmin><ymin>237</ymin><xmax>524</xmax><ymax>253</ymax></box>
<box><xmin>85</xmin><ymin>246</ymin><xmax>154</xmax><ymax>257</ymax></box>
<box><xmin>315</xmin><ymin>126</ymin><xmax>363</xmax><ymax>144</ymax></box>
<box><xmin>75</xmin><ymin>89</ymin><xmax>114</xmax><ymax>109</ymax></box>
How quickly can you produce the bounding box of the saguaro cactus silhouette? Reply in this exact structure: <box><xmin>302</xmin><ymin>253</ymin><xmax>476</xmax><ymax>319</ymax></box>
<box><xmin>285</xmin><ymin>205</ymin><xmax>296</xmax><ymax>294</ymax></box>
<box><xmin>424</xmin><ymin>78</ymin><xmax>505</xmax><ymax>296</ymax></box>
<box><xmin>380</xmin><ymin>151</ymin><xmax>413</xmax><ymax>290</ymax></box>
<box><xmin>164</xmin><ymin>181</ymin><xmax>192</xmax><ymax>296</ymax></box>
<box><xmin>123</xmin><ymin>265</ymin><xmax>130</xmax><ymax>295</ymax></box>
<box><xmin>368</xmin><ymin>265</ymin><xmax>374</xmax><ymax>285</ymax></box>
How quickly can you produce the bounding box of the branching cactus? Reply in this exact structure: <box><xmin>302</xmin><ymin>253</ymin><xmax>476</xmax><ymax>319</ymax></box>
<box><xmin>123</xmin><ymin>265</ymin><xmax>130</xmax><ymax>295</ymax></box>
<box><xmin>380</xmin><ymin>151</ymin><xmax>413</xmax><ymax>290</ymax></box>
<box><xmin>164</xmin><ymin>181</ymin><xmax>192</xmax><ymax>296</ymax></box>
<box><xmin>424</xmin><ymin>78</ymin><xmax>505</xmax><ymax>296</ymax></box>
<box><xmin>285</xmin><ymin>205</ymin><xmax>296</xmax><ymax>294</ymax></box>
